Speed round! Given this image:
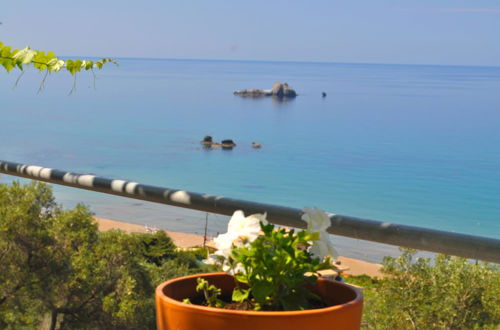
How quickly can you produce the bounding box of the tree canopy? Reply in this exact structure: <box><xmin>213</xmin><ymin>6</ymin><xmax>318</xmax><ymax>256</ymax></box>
<box><xmin>0</xmin><ymin>181</ymin><xmax>213</xmax><ymax>329</ymax></box>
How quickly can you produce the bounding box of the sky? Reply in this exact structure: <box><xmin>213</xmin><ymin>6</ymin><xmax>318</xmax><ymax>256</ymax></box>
<box><xmin>1</xmin><ymin>1</ymin><xmax>500</xmax><ymax>66</ymax></box>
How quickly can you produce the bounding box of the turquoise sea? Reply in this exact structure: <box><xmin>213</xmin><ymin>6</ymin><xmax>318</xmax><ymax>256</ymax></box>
<box><xmin>1</xmin><ymin>59</ymin><xmax>500</xmax><ymax>245</ymax></box>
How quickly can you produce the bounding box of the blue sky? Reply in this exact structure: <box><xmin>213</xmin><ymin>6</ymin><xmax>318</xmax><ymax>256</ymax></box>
<box><xmin>1</xmin><ymin>1</ymin><xmax>500</xmax><ymax>66</ymax></box>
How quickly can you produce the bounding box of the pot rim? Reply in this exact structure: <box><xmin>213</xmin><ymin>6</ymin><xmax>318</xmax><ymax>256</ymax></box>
<box><xmin>156</xmin><ymin>272</ymin><xmax>363</xmax><ymax>317</ymax></box>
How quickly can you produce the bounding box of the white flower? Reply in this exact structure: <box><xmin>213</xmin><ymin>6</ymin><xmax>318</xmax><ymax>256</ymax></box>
<box><xmin>227</xmin><ymin>210</ymin><xmax>267</xmax><ymax>242</ymax></box>
<box><xmin>213</xmin><ymin>210</ymin><xmax>266</xmax><ymax>256</ymax></box>
<box><xmin>302</xmin><ymin>207</ymin><xmax>338</xmax><ymax>260</ymax></box>
<box><xmin>303</xmin><ymin>207</ymin><xmax>331</xmax><ymax>232</ymax></box>
<box><xmin>213</xmin><ymin>232</ymin><xmax>235</xmax><ymax>258</ymax></box>
<box><xmin>222</xmin><ymin>263</ymin><xmax>245</xmax><ymax>276</ymax></box>
<box><xmin>210</xmin><ymin>210</ymin><xmax>267</xmax><ymax>273</ymax></box>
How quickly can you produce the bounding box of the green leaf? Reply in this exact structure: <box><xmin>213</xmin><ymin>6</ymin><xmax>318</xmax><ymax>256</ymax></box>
<box><xmin>234</xmin><ymin>273</ymin><xmax>249</xmax><ymax>284</ymax></box>
<box><xmin>232</xmin><ymin>288</ymin><xmax>250</xmax><ymax>303</ymax></box>
<box><xmin>2</xmin><ymin>61</ymin><xmax>14</xmax><ymax>72</ymax></box>
<box><xmin>2</xmin><ymin>46</ymin><xmax>12</xmax><ymax>57</ymax></box>
<box><xmin>71</xmin><ymin>59</ymin><xmax>82</xmax><ymax>74</ymax></box>
<box><xmin>251</xmin><ymin>281</ymin><xmax>274</xmax><ymax>303</ymax></box>
<box><xmin>66</xmin><ymin>59</ymin><xmax>76</xmax><ymax>75</ymax></box>
<box><xmin>85</xmin><ymin>60</ymin><xmax>93</xmax><ymax>70</ymax></box>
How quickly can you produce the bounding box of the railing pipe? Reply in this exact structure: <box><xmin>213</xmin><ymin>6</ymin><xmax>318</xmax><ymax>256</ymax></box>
<box><xmin>1</xmin><ymin>159</ymin><xmax>499</xmax><ymax>263</ymax></box>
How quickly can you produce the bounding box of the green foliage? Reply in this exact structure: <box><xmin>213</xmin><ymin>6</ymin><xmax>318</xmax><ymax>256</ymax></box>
<box><xmin>195</xmin><ymin>278</ymin><xmax>225</xmax><ymax>308</ymax></box>
<box><xmin>0</xmin><ymin>180</ymin><xmax>208</xmax><ymax>329</ymax></box>
<box><xmin>0</xmin><ymin>181</ymin><xmax>57</xmax><ymax>329</ymax></box>
<box><xmin>228</xmin><ymin>223</ymin><xmax>332</xmax><ymax>311</ymax></box>
<box><xmin>185</xmin><ymin>246</ymin><xmax>216</xmax><ymax>260</ymax></box>
<box><xmin>133</xmin><ymin>231</ymin><xmax>176</xmax><ymax>266</ymax></box>
<box><xmin>362</xmin><ymin>249</ymin><xmax>500</xmax><ymax>329</ymax></box>
<box><xmin>0</xmin><ymin>41</ymin><xmax>115</xmax><ymax>75</ymax></box>
<box><xmin>344</xmin><ymin>275</ymin><xmax>380</xmax><ymax>300</ymax></box>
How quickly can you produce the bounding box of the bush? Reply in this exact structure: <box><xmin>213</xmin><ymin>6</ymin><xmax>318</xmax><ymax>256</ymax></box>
<box><xmin>363</xmin><ymin>249</ymin><xmax>500</xmax><ymax>329</ymax></box>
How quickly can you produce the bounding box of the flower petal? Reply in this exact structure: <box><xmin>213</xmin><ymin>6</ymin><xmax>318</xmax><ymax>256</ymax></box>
<box><xmin>303</xmin><ymin>208</ymin><xmax>338</xmax><ymax>259</ymax></box>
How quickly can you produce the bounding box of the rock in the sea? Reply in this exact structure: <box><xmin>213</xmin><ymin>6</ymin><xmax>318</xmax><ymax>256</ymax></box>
<box><xmin>251</xmin><ymin>142</ymin><xmax>262</xmax><ymax>149</ymax></box>
<box><xmin>221</xmin><ymin>139</ymin><xmax>236</xmax><ymax>148</ymax></box>
<box><xmin>233</xmin><ymin>88</ymin><xmax>270</xmax><ymax>97</ymax></box>
<box><xmin>200</xmin><ymin>135</ymin><xmax>213</xmax><ymax>145</ymax></box>
<box><xmin>270</xmin><ymin>82</ymin><xmax>297</xmax><ymax>97</ymax></box>
<box><xmin>234</xmin><ymin>82</ymin><xmax>297</xmax><ymax>98</ymax></box>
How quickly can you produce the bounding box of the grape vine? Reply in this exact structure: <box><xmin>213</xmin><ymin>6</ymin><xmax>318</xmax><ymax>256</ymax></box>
<box><xmin>0</xmin><ymin>41</ymin><xmax>116</xmax><ymax>92</ymax></box>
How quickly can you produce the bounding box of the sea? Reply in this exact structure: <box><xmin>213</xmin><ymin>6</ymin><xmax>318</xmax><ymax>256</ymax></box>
<box><xmin>1</xmin><ymin>58</ymin><xmax>499</xmax><ymax>261</ymax></box>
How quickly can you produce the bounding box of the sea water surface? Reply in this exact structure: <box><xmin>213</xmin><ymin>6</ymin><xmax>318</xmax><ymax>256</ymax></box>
<box><xmin>1</xmin><ymin>59</ymin><xmax>500</xmax><ymax>246</ymax></box>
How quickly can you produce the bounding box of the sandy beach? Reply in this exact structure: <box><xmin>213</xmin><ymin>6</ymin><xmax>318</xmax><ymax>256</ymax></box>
<box><xmin>79</xmin><ymin>196</ymin><xmax>433</xmax><ymax>264</ymax></box>
<box><xmin>95</xmin><ymin>217</ymin><xmax>383</xmax><ymax>277</ymax></box>
<box><xmin>96</xmin><ymin>217</ymin><xmax>211</xmax><ymax>249</ymax></box>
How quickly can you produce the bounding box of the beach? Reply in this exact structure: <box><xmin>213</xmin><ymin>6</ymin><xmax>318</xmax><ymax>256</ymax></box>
<box><xmin>95</xmin><ymin>216</ymin><xmax>383</xmax><ymax>277</ymax></box>
<box><xmin>86</xmin><ymin>197</ymin><xmax>435</xmax><ymax>264</ymax></box>
<box><xmin>96</xmin><ymin>217</ymin><xmax>210</xmax><ymax>249</ymax></box>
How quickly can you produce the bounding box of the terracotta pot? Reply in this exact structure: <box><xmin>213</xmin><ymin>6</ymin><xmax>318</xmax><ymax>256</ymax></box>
<box><xmin>156</xmin><ymin>272</ymin><xmax>363</xmax><ymax>330</ymax></box>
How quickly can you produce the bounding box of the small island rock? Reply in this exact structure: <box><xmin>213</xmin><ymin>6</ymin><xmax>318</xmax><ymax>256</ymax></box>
<box><xmin>221</xmin><ymin>139</ymin><xmax>236</xmax><ymax>148</ymax></box>
<box><xmin>270</xmin><ymin>82</ymin><xmax>297</xmax><ymax>97</ymax></box>
<box><xmin>234</xmin><ymin>81</ymin><xmax>297</xmax><ymax>98</ymax></box>
<box><xmin>200</xmin><ymin>135</ymin><xmax>213</xmax><ymax>145</ymax></box>
<box><xmin>251</xmin><ymin>142</ymin><xmax>262</xmax><ymax>149</ymax></box>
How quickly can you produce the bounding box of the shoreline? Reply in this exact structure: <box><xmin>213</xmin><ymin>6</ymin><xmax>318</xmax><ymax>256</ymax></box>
<box><xmin>95</xmin><ymin>216</ymin><xmax>384</xmax><ymax>277</ymax></box>
<box><xmin>55</xmin><ymin>192</ymin><xmax>395</xmax><ymax>258</ymax></box>
<box><xmin>96</xmin><ymin>217</ymin><xmax>211</xmax><ymax>249</ymax></box>
<box><xmin>80</xmin><ymin>196</ymin><xmax>435</xmax><ymax>263</ymax></box>
<box><xmin>3</xmin><ymin>177</ymin><xmax>431</xmax><ymax>272</ymax></box>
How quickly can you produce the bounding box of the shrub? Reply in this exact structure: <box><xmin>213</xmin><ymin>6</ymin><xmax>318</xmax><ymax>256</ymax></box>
<box><xmin>363</xmin><ymin>249</ymin><xmax>500</xmax><ymax>329</ymax></box>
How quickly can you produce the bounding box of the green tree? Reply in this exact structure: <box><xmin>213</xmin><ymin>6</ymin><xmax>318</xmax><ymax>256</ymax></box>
<box><xmin>134</xmin><ymin>231</ymin><xmax>176</xmax><ymax>266</ymax></box>
<box><xmin>0</xmin><ymin>181</ymin><xmax>211</xmax><ymax>329</ymax></box>
<box><xmin>0</xmin><ymin>181</ymin><xmax>56</xmax><ymax>328</ymax></box>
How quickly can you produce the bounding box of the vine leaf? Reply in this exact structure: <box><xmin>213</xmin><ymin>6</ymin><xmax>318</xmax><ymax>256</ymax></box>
<box><xmin>0</xmin><ymin>41</ymin><xmax>117</xmax><ymax>91</ymax></box>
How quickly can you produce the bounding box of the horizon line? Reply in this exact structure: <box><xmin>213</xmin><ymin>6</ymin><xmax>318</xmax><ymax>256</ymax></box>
<box><xmin>60</xmin><ymin>55</ymin><xmax>500</xmax><ymax>70</ymax></box>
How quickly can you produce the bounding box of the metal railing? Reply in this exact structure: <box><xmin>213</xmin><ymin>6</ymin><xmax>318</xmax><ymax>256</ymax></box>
<box><xmin>1</xmin><ymin>159</ymin><xmax>499</xmax><ymax>263</ymax></box>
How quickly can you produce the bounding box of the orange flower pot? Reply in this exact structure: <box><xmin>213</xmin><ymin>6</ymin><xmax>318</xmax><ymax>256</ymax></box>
<box><xmin>155</xmin><ymin>272</ymin><xmax>363</xmax><ymax>330</ymax></box>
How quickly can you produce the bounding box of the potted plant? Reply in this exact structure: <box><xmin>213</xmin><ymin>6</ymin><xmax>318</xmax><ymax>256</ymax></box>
<box><xmin>155</xmin><ymin>208</ymin><xmax>363</xmax><ymax>330</ymax></box>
